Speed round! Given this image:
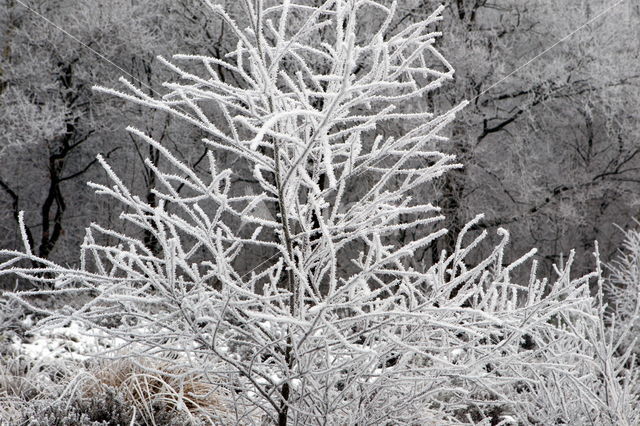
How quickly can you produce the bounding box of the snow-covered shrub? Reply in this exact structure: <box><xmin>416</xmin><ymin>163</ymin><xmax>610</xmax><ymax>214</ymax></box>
<box><xmin>14</xmin><ymin>389</ymin><xmax>132</xmax><ymax>426</ymax></box>
<box><xmin>82</xmin><ymin>359</ymin><xmax>235</xmax><ymax>425</ymax></box>
<box><xmin>1</xmin><ymin>0</ymin><xmax>639</xmax><ymax>424</ymax></box>
<box><xmin>1</xmin><ymin>348</ymin><xmax>230</xmax><ymax>424</ymax></box>
<box><xmin>0</xmin><ymin>354</ymin><xmax>79</xmax><ymax>424</ymax></box>
<box><xmin>0</xmin><ymin>298</ymin><xmax>26</xmax><ymax>356</ymax></box>
<box><xmin>606</xmin><ymin>227</ymin><xmax>640</xmax><ymax>347</ymax></box>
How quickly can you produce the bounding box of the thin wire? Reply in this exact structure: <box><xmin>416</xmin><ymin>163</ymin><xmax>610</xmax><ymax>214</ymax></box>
<box><xmin>14</xmin><ymin>0</ymin><xmax>159</xmax><ymax>96</ymax></box>
<box><xmin>14</xmin><ymin>0</ymin><xmax>207</xmax><ymax>131</ymax></box>
<box><xmin>346</xmin><ymin>0</ymin><xmax>627</xmax><ymax>184</ymax></box>
<box><xmin>14</xmin><ymin>0</ymin><xmax>627</xmax><ymax>283</ymax></box>
<box><xmin>474</xmin><ymin>0</ymin><xmax>627</xmax><ymax>101</ymax></box>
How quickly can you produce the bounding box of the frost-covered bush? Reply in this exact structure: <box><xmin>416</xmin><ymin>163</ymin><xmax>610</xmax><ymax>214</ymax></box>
<box><xmin>1</xmin><ymin>1</ymin><xmax>639</xmax><ymax>424</ymax></box>
<box><xmin>15</xmin><ymin>389</ymin><xmax>132</xmax><ymax>426</ymax></box>
<box><xmin>606</xmin><ymin>227</ymin><xmax>640</xmax><ymax>344</ymax></box>
<box><xmin>0</xmin><ymin>299</ymin><xmax>26</xmax><ymax>355</ymax></box>
<box><xmin>0</xmin><ymin>348</ymin><xmax>229</xmax><ymax>425</ymax></box>
<box><xmin>0</xmin><ymin>354</ymin><xmax>78</xmax><ymax>424</ymax></box>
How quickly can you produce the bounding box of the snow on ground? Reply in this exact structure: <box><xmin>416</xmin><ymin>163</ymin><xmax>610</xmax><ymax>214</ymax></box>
<box><xmin>10</xmin><ymin>316</ymin><xmax>115</xmax><ymax>362</ymax></box>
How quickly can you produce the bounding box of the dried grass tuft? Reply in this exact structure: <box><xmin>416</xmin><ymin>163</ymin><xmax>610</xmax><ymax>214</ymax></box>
<box><xmin>84</xmin><ymin>358</ymin><xmax>234</xmax><ymax>425</ymax></box>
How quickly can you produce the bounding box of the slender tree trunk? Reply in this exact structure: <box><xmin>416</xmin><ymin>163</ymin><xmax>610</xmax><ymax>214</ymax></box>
<box><xmin>143</xmin><ymin>146</ymin><xmax>161</xmax><ymax>255</ymax></box>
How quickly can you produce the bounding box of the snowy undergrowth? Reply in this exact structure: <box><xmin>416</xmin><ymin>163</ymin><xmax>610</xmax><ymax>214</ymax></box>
<box><xmin>9</xmin><ymin>318</ymin><xmax>114</xmax><ymax>362</ymax></box>
<box><xmin>1</xmin><ymin>313</ymin><xmax>235</xmax><ymax>425</ymax></box>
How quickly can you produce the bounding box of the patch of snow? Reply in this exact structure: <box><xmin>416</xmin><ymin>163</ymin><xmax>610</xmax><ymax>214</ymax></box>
<box><xmin>11</xmin><ymin>318</ymin><xmax>115</xmax><ymax>362</ymax></box>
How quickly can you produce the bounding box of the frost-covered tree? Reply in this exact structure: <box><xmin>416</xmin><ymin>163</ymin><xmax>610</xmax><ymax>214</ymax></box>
<box><xmin>1</xmin><ymin>1</ymin><xmax>639</xmax><ymax>424</ymax></box>
<box><xmin>606</xmin><ymin>226</ymin><xmax>640</xmax><ymax>356</ymax></box>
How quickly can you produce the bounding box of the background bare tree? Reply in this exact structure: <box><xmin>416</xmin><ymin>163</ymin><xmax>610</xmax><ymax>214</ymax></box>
<box><xmin>400</xmin><ymin>0</ymin><xmax>640</xmax><ymax>276</ymax></box>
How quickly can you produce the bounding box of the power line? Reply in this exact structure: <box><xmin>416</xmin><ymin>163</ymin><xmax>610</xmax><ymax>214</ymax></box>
<box><xmin>14</xmin><ymin>0</ymin><xmax>159</xmax><ymax>96</ymax></box>
<box><xmin>474</xmin><ymin>0</ymin><xmax>627</xmax><ymax>101</ymax></box>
